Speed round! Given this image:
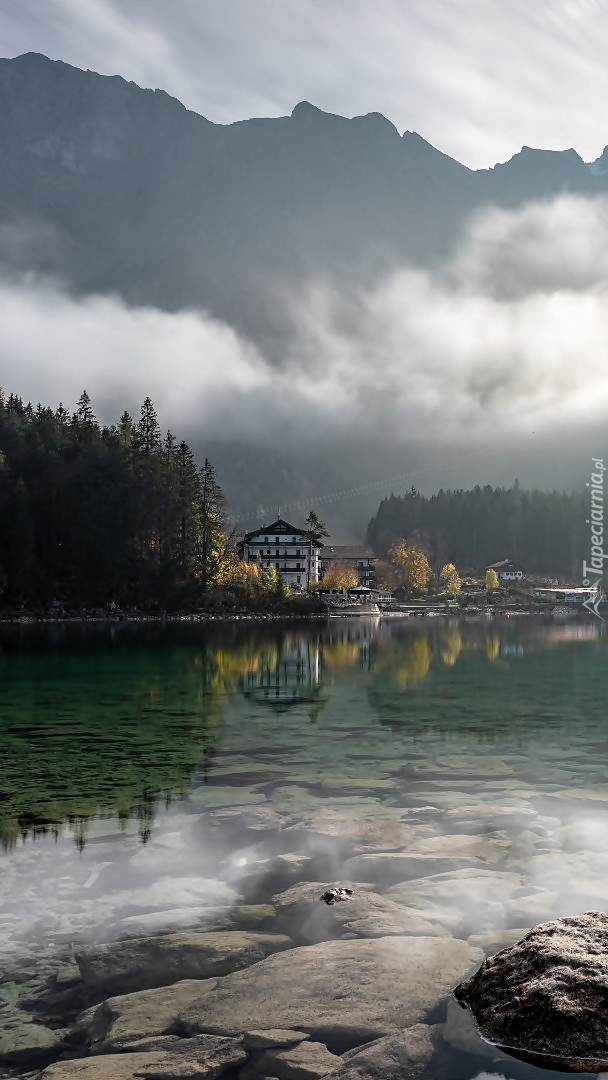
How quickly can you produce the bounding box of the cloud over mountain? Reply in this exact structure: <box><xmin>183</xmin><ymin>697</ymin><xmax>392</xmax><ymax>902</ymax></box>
<box><xmin>0</xmin><ymin>54</ymin><xmax>606</xmax><ymax>528</ymax></box>
<box><xmin>4</xmin><ymin>194</ymin><xmax>608</xmax><ymax>453</ymax></box>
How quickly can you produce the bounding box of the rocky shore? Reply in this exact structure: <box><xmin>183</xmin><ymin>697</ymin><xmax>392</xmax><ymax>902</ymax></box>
<box><xmin>0</xmin><ymin>914</ymin><xmax>496</xmax><ymax>1080</ymax></box>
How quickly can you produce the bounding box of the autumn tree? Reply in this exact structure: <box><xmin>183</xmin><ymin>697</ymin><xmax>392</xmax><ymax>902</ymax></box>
<box><xmin>199</xmin><ymin>458</ymin><xmax>231</xmax><ymax>591</ymax></box>
<box><xmin>321</xmin><ymin>561</ymin><xmax>359</xmax><ymax>591</ymax></box>
<box><xmin>374</xmin><ymin>560</ymin><xmax>396</xmax><ymax>591</ymax></box>
<box><xmin>217</xmin><ymin>554</ymin><xmax>261</xmax><ymax>597</ymax></box>
<box><xmin>440</xmin><ymin>563</ymin><xmax>461</xmax><ymax>594</ymax></box>
<box><xmin>389</xmin><ymin>540</ymin><xmax>431</xmax><ymax>596</ymax></box>
<box><xmin>485</xmin><ymin>568</ymin><xmax>500</xmax><ymax>591</ymax></box>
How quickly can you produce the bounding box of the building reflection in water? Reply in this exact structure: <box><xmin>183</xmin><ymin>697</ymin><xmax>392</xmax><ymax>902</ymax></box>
<box><xmin>243</xmin><ymin>636</ymin><xmax>322</xmax><ymax>707</ymax></box>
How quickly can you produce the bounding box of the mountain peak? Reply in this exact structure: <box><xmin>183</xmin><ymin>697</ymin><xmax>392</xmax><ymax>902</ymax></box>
<box><xmin>291</xmin><ymin>101</ymin><xmax>326</xmax><ymax>120</ymax></box>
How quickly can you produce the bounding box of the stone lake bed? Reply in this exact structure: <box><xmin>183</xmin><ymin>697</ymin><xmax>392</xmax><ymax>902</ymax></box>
<box><xmin>3</xmin><ymin>618</ymin><xmax>608</xmax><ymax>1078</ymax></box>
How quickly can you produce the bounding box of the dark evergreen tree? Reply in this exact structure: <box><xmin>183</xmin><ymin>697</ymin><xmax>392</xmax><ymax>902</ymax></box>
<box><xmin>0</xmin><ymin>390</ymin><xmax>228</xmax><ymax>610</ymax></box>
<box><xmin>367</xmin><ymin>484</ymin><xmax>587</xmax><ymax>577</ymax></box>
<box><xmin>136</xmin><ymin>397</ymin><xmax>162</xmax><ymax>455</ymax></box>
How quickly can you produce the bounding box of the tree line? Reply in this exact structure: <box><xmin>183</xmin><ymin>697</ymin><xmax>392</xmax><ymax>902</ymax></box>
<box><xmin>0</xmin><ymin>389</ymin><xmax>234</xmax><ymax>611</ymax></box>
<box><xmin>367</xmin><ymin>484</ymin><xmax>587</xmax><ymax>578</ymax></box>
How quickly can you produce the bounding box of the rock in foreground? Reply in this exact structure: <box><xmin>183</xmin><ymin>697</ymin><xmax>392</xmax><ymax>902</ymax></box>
<box><xmin>181</xmin><ymin>937</ymin><xmax>482</xmax><ymax>1046</ymax></box>
<box><xmin>331</xmin><ymin>1025</ymin><xmax>439</xmax><ymax>1080</ymax></box>
<box><xmin>455</xmin><ymin>910</ymin><xmax>608</xmax><ymax>1071</ymax></box>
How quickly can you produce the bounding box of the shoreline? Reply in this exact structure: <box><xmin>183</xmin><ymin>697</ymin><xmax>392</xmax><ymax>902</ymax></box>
<box><xmin>0</xmin><ymin>607</ymin><xmax>589</xmax><ymax>624</ymax></box>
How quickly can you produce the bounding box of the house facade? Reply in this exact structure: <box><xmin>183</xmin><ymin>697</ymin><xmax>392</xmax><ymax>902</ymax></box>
<box><xmin>486</xmin><ymin>559</ymin><xmax>524</xmax><ymax>583</ymax></box>
<box><xmin>241</xmin><ymin>518</ymin><xmax>323</xmax><ymax>589</ymax></box>
<box><xmin>319</xmin><ymin>545</ymin><xmax>378</xmax><ymax>588</ymax></box>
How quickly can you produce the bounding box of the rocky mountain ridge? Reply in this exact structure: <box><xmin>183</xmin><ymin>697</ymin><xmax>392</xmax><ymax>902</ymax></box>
<box><xmin>0</xmin><ymin>51</ymin><xmax>605</xmax><ymax>349</ymax></box>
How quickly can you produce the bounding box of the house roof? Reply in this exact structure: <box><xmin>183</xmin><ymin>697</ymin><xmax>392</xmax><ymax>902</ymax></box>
<box><xmin>243</xmin><ymin>517</ymin><xmax>323</xmax><ymax>545</ymax></box>
<box><xmin>321</xmin><ymin>545</ymin><xmax>377</xmax><ymax>560</ymax></box>
<box><xmin>486</xmin><ymin>559</ymin><xmax>524</xmax><ymax>571</ymax></box>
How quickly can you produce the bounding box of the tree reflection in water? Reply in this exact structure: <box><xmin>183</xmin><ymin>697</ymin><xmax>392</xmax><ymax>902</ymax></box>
<box><xmin>0</xmin><ymin>617</ymin><xmax>605</xmax><ymax>848</ymax></box>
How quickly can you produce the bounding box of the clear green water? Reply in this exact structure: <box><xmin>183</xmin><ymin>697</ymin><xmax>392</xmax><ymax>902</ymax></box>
<box><xmin>1</xmin><ymin>616</ymin><xmax>607</xmax><ymax>1078</ymax></box>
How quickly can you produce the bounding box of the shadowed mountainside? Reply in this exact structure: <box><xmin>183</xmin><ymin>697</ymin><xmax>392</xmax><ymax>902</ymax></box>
<box><xmin>0</xmin><ymin>53</ymin><xmax>604</xmax><ymax>535</ymax></box>
<box><xmin>0</xmin><ymin>52</ymin><xmax>605</xmax><ymax>353</ymax></box>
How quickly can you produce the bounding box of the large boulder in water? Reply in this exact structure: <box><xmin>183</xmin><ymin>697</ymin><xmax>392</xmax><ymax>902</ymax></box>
<box><xmin>454</xmin><ymin>910</ymin><xmax>608</xmax><ymax>1071</ymax></box>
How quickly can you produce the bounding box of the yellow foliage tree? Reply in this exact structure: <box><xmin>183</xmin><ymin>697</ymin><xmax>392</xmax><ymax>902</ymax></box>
<box><xmin>440</xmin><ymin>563</ymin><xmax>462</xmax><ymax>594</ymax></box>
<box><xmin>216</xmin><ymin>556</ymin><xmax>260</xmax><ymax>592</ymax></box>
<box><xmin>374</xmin><ymin>560</ymin><xmax>395</xmax><ymax>590</ymax></box>
<box><xmin>485</xmin><ymin>568</ymin><xmax>500</xmax><ymax>591</ymax></box>
<box><xmin>389</xmin><ymin>540</ymin><xmax>431</xmax><ymax>595</ymax></box>
<box><xmin>322</xmin><ymin>561</ymin><xmax>360</xmax><ymax>591</ymax></box>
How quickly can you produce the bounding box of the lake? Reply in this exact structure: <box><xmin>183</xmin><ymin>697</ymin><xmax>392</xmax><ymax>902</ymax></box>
<box><xmin>1</xmin><ymin>615</ymin><xmax>607</xmax><ymax>1078</ymax></box>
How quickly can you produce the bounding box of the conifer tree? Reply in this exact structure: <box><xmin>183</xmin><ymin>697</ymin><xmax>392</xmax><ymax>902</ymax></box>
<box><xmin>199</xmin><ymin>458</ymin><xmax>229</xmax><ymax>592</ymax></box>
<box><xmin>136</xmin><ymin>397</ymin><xmax>161</xmax><ymax>455</ymax></box>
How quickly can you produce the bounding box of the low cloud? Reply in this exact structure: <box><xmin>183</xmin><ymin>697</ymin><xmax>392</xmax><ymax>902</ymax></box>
<box><xmin>2</xmin><ymin>193</ymin><xmax>608</xmax><ymax>453</ymax></box>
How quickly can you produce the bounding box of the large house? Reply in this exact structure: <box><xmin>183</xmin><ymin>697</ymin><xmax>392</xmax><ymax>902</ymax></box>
<box><xmin>319</xmin><ymin>545</ymin><xmax>378</xmax><ymax>588</ymax></box>
<box><xmin>241</xmin><ymin>518</ymin><xmax>323</xmax><ymax>589</ymax></box>
<box><xmin>486</xmin><ymin>559</ymin><xmax>524</xmax><ymax>583</ymax></box>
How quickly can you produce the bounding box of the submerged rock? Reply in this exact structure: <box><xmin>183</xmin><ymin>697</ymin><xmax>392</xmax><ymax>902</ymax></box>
<box><xmin>331</xmin><ymin>1024</ymin><xmax>439</xmax><ymax>1079</ymax></box>
<box><xmin>273</xmin><ymin>881</ymin><xmax>450</xmax><ymax>943</ymax></box>
<box><xmin>79</xmin><ymin>980</ymin><xmax>218</xmax><ymax>1050</ymax></box>
<box><xmin>250</xmin><ymin>1039</ymin><xmax>342</xmax><ymax>1079</ymax></box>
<box><xmin>388</xmin><ymin>868</ymin><xmax>524</xmax><ymax>937</ymax></box>
<box><xmin>43</xmin><ymin>1034</ymin><xmax>246</xmax><ymax>1079</ymax></box>
<box><xmin>179</xmin><ymin>937</ymin><xmax>483</xmax><ymax>1046</ymax></box>
<box><xmin>41</xmin><ymin>1053</ymin><xmax>165</xmax><ymax>1078</ymax></box>
<box><xmin>243</xmin><ymin>1030</ymin><xmax>310</xmax><ymax>1049</ymax></box>
<box><xmin>0</xmin><ymin>1017</ymin><xmax>67</xmax><ymax>1063</ymax></box>
<box><xmin>454</xmin><ymin>910</ymin><xmax>608</xmax><ymax>1071</ymax></box>
<box><xmin>77</xmin><ymin>931</ymin><xmax>292</xmax><ymax>993</ymax></box>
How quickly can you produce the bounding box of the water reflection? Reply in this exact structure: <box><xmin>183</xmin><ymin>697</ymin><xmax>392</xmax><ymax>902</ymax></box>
<box><xmin>0</xmin><ymin>617</ymin><xmax>606</xmax><ymax>849</ymax></box>
<box><xmin>243</xmin><ymin>638</ymin><xmax>324</xmax><ymax>710</ymax></box>
<box><xmin>2</xmin><ymin>617</ymin><xmax>608</xmax><ymax>1080</ymax></box>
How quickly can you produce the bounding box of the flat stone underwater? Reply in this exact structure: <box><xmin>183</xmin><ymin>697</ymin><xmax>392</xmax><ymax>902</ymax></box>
<box><xmin>0</xmin><ymin>617</ymin><xmax>606</xmax><ymax>1079</ymax></box>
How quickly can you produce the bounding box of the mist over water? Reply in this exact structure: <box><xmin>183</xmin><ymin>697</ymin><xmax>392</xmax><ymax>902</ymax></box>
<box><xmin>1</xmin><ymin>618</ymin><xmax>607</xmax><ymax>1080</ymax></box>
<box><xmin>2</xmin><ymin>617</ymin><xmax>608</xmax><ymax>964</ymax></box>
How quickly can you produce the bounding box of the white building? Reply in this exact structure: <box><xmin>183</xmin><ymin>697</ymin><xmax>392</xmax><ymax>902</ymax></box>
<box><xmin>241</xmin><ymin>517</ymin><xmax>323</xmax><ymax>590</ymax></box>
<box><xmin>486</xmin><ymin>559</ymin><xmax>524</xmax><ymax>583</ymax></box>
<box><xmin>534</xmin><ymin>587</ymin><xmax>597</xmax><ymax>604</ymax></box>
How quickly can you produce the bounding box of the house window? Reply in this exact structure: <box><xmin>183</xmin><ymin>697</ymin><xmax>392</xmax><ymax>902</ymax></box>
<box><xmin>292</xmin><ymin>537</ymin><xmax>296</xmax><ymax>543</ymax></box>
<box><xmin>297</xmin><ymin>576</ymin><xmax>301</xmax><ymax>584</ymax></box>
<box><xmin>276</xmin><ymin>549</ymin><xmax>279</xmax><ymax>556</ymax></box>
<box><xmin>275</xmin><ymin>562</ymin><xmax>279</xmax><ymax>568</ymax></box>
<box><xmin>275</xmin><ymin>537</ymin><xmax>279</xmax><ymax>543</ymax></box>
<box><xmin>296</xmin><ymin>550</ymin><xmax>300</xmax><ymax>556</ymax></box>
<box><xmin>264</xmin><ymin>537</ymin><xmax>268</xmax><ymax>542</ymax></box>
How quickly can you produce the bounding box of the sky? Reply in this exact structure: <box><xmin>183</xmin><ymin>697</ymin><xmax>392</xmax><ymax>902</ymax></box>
<box><xmin>2</xmin><ymin>0</ymin><xmax>608</xmax><ymax>169</ymax></box>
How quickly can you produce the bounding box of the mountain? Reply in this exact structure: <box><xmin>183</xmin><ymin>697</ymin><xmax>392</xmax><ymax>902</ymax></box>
<box><xmin>0</xmin><ymin>52</ymin><xmax>602</xmax><ymax>539</ymax></box>
<box><xmin>0</xmin><ymin>52</ymin><xmax>603</xmax><ymax>351</ymax></box>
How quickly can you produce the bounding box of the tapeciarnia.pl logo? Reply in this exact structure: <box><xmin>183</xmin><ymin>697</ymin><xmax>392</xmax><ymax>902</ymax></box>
<box><xmin>582</xmin><ymin>457</ymin><xmax>606</xmax><ymax>619</ymax></box>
